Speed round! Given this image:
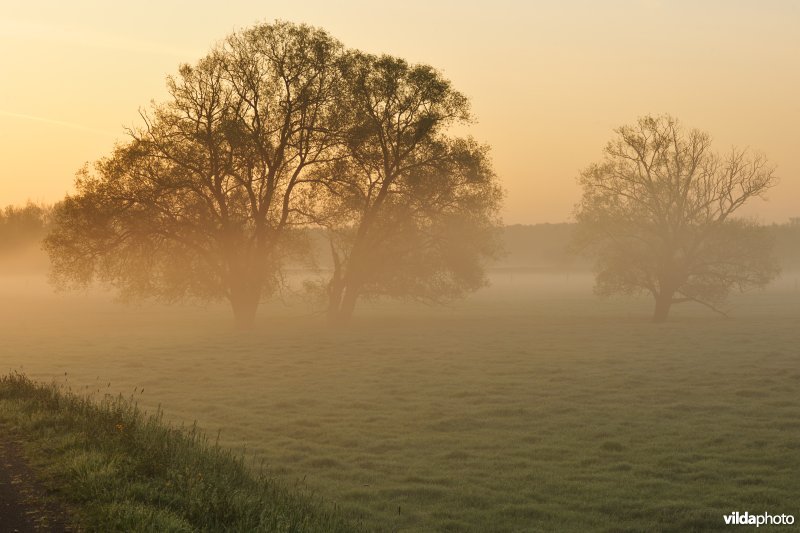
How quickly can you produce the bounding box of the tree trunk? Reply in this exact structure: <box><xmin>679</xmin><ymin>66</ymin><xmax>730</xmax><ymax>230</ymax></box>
<box><xmin>328</xmin><ymin>283</ymin><xmax>360</xmax><ymax>327</ymax></box>
<box><xmin>230</xmin><ymin>285</ymin><xmax>261</xmax><ymax>330</ymax></box>
<box><xmin>339</xmin><ymin>285</ymin><xmax>359</xmax><ymax>324</ymax></box>
<box><xmin>326</xmin><ymin>243</ymin><xmax>362</xmax><ymax>327</ymax></box>
<box><xmin>652</xmin><ymin>293</ymin><xmax>673</xmax><ymax>322</ymax></box>
<box><xmin>327</xmin><ymin>277</ymin><xmax>345</xmax><ymax>324</ymax></box>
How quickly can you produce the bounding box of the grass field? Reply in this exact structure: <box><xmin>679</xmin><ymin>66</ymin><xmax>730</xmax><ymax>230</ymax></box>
<box><xmin>1</xmin><ymin>271</ymin><xmax>799</xmax><ymax>531</ymax></box>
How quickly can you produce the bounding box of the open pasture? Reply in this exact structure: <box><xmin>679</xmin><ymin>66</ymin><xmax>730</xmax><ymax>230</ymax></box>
<box><xmin>2</xmin><ymin>272</ymin><xmax>799</xmax><ymax>531</ymax></box>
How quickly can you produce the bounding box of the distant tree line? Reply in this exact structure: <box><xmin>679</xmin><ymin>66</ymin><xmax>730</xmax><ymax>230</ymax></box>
<box><xmin>500</xmin><ymin>222</ymin><xmax>800</xmax><ymax>273</ymax></box>
<box><xmin>0</xmin><ymin>203</ymin><xmax>52</xmax><ymax>252</ymax></box>
<box><xmin>4</xmin><ymin>205</ymin><xmax>799</xmax><ymax>273</ymax></box>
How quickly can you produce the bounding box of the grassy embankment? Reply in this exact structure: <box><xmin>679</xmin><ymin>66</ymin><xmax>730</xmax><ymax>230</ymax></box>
<box><xmin>0</xmin><ymin>372</ymin><xmax>360</xmax><ymax>532</ymax></box>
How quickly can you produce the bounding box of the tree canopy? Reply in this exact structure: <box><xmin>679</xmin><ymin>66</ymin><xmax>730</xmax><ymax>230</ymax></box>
<box><xmin>45</xmin><ymin>21</ymin><xmax>502</xmax><ymax>329</ymax></box>
<box><xmin>312</xmin><ymin>52</ymin><xmax>502</xmax><ymax>324</ymax></box>
<box><xmin>575</xmin><ymin>114</ymin><xmax>779</xmax><ymax>321</ymax></box>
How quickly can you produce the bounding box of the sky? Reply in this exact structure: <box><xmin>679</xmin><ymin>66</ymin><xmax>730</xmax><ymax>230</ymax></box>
<box><xmin>1</xmin><ymin>0</ymin><xmax>798</xmax><ymax>224</ymax></box>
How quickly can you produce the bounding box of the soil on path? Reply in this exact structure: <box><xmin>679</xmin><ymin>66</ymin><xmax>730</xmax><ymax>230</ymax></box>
<box><xmin>0</xmin><ymin>433</ymin><xmax>72</xmax><ymax>532</ymax></box>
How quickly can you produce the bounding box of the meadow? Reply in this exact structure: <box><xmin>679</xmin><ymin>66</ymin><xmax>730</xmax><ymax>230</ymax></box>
<box><xmin>1</xmin><ymin>271</ymin><xmax>799</xmax><ymax>532</ymax></box>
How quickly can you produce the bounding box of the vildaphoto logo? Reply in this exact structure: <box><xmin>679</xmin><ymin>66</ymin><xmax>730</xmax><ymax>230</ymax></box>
<box><xmin>724</xmin><ymin>512</ymin><xmax>795</xmax><ymax>527</ymax></box>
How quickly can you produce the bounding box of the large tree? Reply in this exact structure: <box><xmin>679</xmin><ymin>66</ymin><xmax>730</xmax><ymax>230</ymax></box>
<box><xmin>575</xmin><ymin>114</ymin><xmax>779</xmax><ymax>321</ymax></box>
<box><xmin>310</xmin><ymin>53</ymin><xmax>503</xmax><ymax>325</ymax></box>
<box><xmin>45</xmin><ymin>22</ymin><xmax>347</xmax><ymax>329</ymax></box>
<box><xmin>46</xmin><ymin>22</ymin><xmax>503</xmax><ymax>329</ymax></box>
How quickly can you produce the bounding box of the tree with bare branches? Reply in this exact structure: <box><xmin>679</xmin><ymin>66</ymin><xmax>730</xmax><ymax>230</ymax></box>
<box><xmin>575</xmin><ymin>114</ymin><xmax>779</xmax><ymax>321</ymax></box>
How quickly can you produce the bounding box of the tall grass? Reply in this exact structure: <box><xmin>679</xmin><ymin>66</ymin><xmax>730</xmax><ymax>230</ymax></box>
<box><xmin>0</xmin><ymin>372</ymin><xmax>361</xmax><ymax>532</ymax></box>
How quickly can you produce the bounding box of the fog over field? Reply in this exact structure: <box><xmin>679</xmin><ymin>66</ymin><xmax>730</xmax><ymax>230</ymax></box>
<box><xmin>2</xmin><ymin>3</ymin><xmax>799</xmax><ymax>531</ymax></box>
<box><xmin>2</xmin><ymin>243</ymin><xmax>799</xmax><ymax>530</ymax></box>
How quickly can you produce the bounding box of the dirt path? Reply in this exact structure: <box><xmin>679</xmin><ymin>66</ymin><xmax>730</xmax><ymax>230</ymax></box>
<box><xmin>0</xmin><ymin>434</ymin><xmax>72</xmax><ymax>532</ymax></box>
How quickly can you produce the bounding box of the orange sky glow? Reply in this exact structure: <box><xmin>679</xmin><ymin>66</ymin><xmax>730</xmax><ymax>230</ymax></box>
<box><xmin>1</xmin><ymin>0</ymin><xmax>797</xmax><ymax>224</ymax></box>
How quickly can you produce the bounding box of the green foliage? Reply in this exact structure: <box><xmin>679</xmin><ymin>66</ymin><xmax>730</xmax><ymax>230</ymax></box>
<box><xmin>44</xmin><ymin>21</ymin><xmax>502</xmax><ymax>328</ymax></box>
<box><xmin>0</xmin><ymin>373</ymin><xmax>360</xmax><ymax>532</ymax></box>
<box><xmin>318</xmin><ymin>53</ymin><xmax>502</xmax><ymax>321</ymax></box>
<box><xmin>44</xmin><ymin>21</ymin><xmax>347</xmax><ymax>328</ymax></box>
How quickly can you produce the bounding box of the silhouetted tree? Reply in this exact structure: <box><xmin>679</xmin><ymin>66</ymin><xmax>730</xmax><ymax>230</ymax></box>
<box><xmin>45</xmin><ymin>22</ymin><xmax>347</xmax><ymax>329</ymax></box>
<box><xmin>575</xmin><ymin>114</ymin><xmax>779</xmax><ymax>321</ymax></box>
<box><xmin>311</xmin><ymin>53</ymin><xmax>502</xmax><ymax>325</ymax></box>
<box><xmin>46</xmin><ymin>22</ymin><xmax>503</xmax><ymax>329</ymax></box>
